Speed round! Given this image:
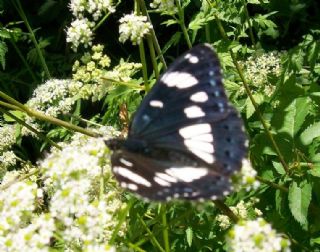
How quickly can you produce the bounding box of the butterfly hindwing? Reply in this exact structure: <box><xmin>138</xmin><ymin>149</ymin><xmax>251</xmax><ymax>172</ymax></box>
<box><xmin>106</xmin><ymin>44</ymin><xmax>247</xmax><ymax>201</ymax></box>
<box><xmin>111</xmin><ymin>149</ymin><xmax>233</xmax><ymax>201</ymax></box>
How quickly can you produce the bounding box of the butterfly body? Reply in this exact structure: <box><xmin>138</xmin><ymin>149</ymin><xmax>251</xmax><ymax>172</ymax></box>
<box><xmin>106</xmin><ymin>44</ymin><xmax>247</xmax><ymax>201</ymax></box>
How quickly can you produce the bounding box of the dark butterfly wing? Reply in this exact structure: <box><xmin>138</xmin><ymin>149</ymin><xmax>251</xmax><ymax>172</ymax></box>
<box><xmin>108</xmin><ymin>44</ymin><xmax>247</xmax><ymax>201</ymax></box>
<box><xmin>111</xmin><ymin>150</ymin><xmax>233</xmax><ymax>201</ymax></box>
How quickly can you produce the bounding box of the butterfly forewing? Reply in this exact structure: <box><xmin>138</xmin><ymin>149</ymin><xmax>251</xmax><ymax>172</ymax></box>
<box><xmin>106</xmin><ymin>44</ymin><xmax>247</xmax><ymax>201</ymax></box>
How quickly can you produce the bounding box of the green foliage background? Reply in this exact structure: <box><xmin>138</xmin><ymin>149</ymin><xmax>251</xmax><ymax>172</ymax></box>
<box><xmin>1</xmin><ymin>0</ymin><xmax>320</xmax><ymax>251</ymax></box>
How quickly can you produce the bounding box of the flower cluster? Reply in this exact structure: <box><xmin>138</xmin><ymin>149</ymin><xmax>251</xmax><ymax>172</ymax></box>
<box><xmin>216</xmin><ymin>199</ymin><xmax>262</xmax><ymax>230</ymax></box>
<box><xmin>150</xmin><ymin>0</ymin><xmax>177</xmax><ymax>13</ymax></box>
<box><xmin>27</xmin><ymin>79</ymin><xmax>83</xmax><ymax>118</ymax></box>
<box><xmin>119</xmin><ymin>13</ymin><xmax>152</xmax><ymax>45</ymax></box>
<box><xmin>72</xmin><ymin>44</ymin><xmax>142</xmax><ymax>101</ymax></box>
<box><xmin>40</xmin><ymin>127</ymin><xmax>124</xmax><ymax>250</ymax></box>
<box><xmin>69</xmin><ymin>0</ymin><xmax>115</xmax><ymax>20</ymax></box>
<box><xmin>67</xmin><ymin>0</ymin><xmax>115</xmax><ymax>51</ymax></box>
<box><xmin>226</xmin><ymin>218</ymin><xmax>291</xmax><ymax>252</ymax></box>
<box><xmin>66</xmin><ymin>18</ymin><xmax>94</xmax><ymax>51</ymax></box>
<box><xmin>0</xmin><ymin>125</ymin><xmax>18</xmax><ymax>174</ymax></box>
<box><xmin>0</xmin><ymin>126</ymin><xmax>121</xmax><ymax>251</ymax></box>
<box><xmin>23</xmin><ymin>79</ymin><xmax>83</xmax><ymax>136</ymax></box>
<box><xmin>241</xmin><ymin>51</ymin><xmax>282</xmax><ymax>96</ymax></box>
<box><xmin>0</xmin><ymin>173</ymin><xmax>54</xmax><ymax>251</ymax></box>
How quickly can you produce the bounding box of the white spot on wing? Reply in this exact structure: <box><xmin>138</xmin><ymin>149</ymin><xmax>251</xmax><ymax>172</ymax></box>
<box><xmin>179</xmin><ymin>124</ymin><xmax>212</xmax><ymax>138</ymax></box>
<box><xmin>165</xmin><ymin>167</ymin><xmax>209</xmax><ymax>182</ymax></box>
<box><xmin>154</xmin><ymin>177</ymin><xmax>171</xmax><ymax>186</ymax></box>
<box><xmin>121</xmin><ymin>182</ymin><xmax>138</xmax><ymax>191</ymax></box>
<box><xmin>114</xmin><ymin>166</ymin><xmax>151</xmax><ymax>187</ymax></box>
<box><xmin>162</xmin><ymin>71</ymin><xmax>198</xmax><ymax>89</ymax></box>
<box><xmin>184</xmin><ymin>53</ymin><xmax>199</xmax><ymax>63</ymax></box>
<box><xmin>120</xmin><ymin>158</ymin><xmax>133</xmax><ymax>167</ymax></box>
<box><xmin>184</xmin><ymin>140</ymin><xmax>214</xmax><ymax>153</ymax></box>
<box><xmin>192</xmin><ymin>133</ymin><xmax>213</xmax><ymax>142</ymax></box>
<box><xmin>190</xmin><ymin>92</ymin><xmax>208</xmax><ymax>102</ymax></box>
<box><xmin>184</xmin><ymin>106</ymin><xmax>205</xmax><ymax>118</ymax></box>
<box><xmin>155</xmin><ymin>172</ymin><xmax>178</xmax><ymax>183</ymax></box>
<box><xmin>188</xmin><ymin>148</ymin><xmax>215</xmax><ymax>163</ymax></box>
<box><xmin>149</xmin><ymin>100</ymin><xmax>163</xmax><ymax>108</ymax></box>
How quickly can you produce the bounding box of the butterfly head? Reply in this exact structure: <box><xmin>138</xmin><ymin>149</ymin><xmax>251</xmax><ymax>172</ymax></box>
<box><xmin>105</xmin><ymin>138</ymin><xmax>125</xmax><ymax>151</ymax></box>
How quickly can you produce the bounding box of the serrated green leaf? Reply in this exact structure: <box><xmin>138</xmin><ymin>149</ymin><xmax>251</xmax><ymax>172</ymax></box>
<box><xmin>300</xmin><ymin>122</ymin><xmax>320</xmax><ymax>145</ymax></box>
<box><xmin>277</xmin><ymin>97</ymin><xmax>310</xmax><ymax>138</ymax></box>
<box><xmin>186</xmin><ymin>227</ymin><xmax>193</xmax><ymax>247</ymax></box>
<box><xmin>288</xmin><ymin>180</ymin><xmax>311</xmax><ymax>229</ymax></box>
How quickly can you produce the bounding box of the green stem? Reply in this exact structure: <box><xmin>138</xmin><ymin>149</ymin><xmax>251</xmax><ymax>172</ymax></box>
<box><xmin>128</xmin><ymin>243</ymin><xmax>147</xmax><ymax>252</ymax></box>
<box><xmin>137</xmin><ymin>214</ymin><xmax>166</xmax><ymax>252</ymax></box>
<box><xmin>147</xmin><ymin>35</ymin><xmax>160</xmax><ymax>80</ymax></box>
<box><xmin>8</xmin><ymin>32</ymin><xmax>37</xmax><ymax>82</ymax></box>
<box><xmin>214</xmin><ymin>15</ymin><xmax>289</xmax><ymax>173</ymax></box>
<box><xmin>205</xmin><ymin>23</ymin><xmax>211</xmax><ymax>43</ymax></box>
<box><xmin>256</xmin><ymin>176</ymin><xmax>288</xmax><ymax>192</ymax></box>
<box><xmin>109</xmin><ymin>200</ymin><xmax>133</xmax><ymax>245</ymax></box>
<box><xmin>0</xmin><ymin>108</ymin><xmax>61</xmax><ymax>149</ymax></box>
<box><xmin>175</xmin><ymin>0</ymin><xmax>192</xmax><ymax>49</ymax></box>
<box><xmin>213</xmin><ymin>200</ymin><xmax>239</xmax><ymax>223</ymax></box>
<box><xmin>138</xmin><ymin>0</ymin><xmax>167</xmax><ymax>69</ymax></box>
<box><xmin>242</xmin><ymin>0</ymin><xmax>256</xmax><ymax>49</ymax></box>
<box><xmin>139</xmin><ymin>40</ymin><xmax>150</xmax><ymax>92</ymax></box>
<box><xmin>0</xmin><ymin>100</ymin><xmax>22</xmax><ymax>111</ymax></box>
<box><xmin>12</xmin><ymin>0</ymin><xmax>51</xmax><ymax>79</ymax></box>
<box><xmin>0</xmin><ymin>91</ymin><xmax>98</xmax><ymax>138</ymax></box>
<box><xmin>160</xmin><ymin>204</ymin><xmax>170</xmax><ymax>252</ymax></box>
<box><xmin>101</xmin><ymin>77</ymin><xmax>144</xmax><ymax>90</ymax></box>
<box><xmin>93</xmin><ymin>0</ymin><xmax>122</xmax><ymax>31</ymax></box>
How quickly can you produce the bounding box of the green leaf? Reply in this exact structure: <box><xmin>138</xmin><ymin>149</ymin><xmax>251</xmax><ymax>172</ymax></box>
<box><xmin>308</xmin><ymin>164</ymin><xmax>320</xmax><ymax>177</ymax></box>
<box><xmin>272</xmin><ymin>161</ymin><xmax>286</xmax><ymax>175</ymax></box>
<box><xmin>300</xmin><ymin>122</ymin><xmax>320</xmax><ymax>145</ymax></box>
<box><xmin>186</xmin><ymin>227</ymin><xmax>193</xmax><ymax>247</ymax></box>
<box><xmin>3</xmin><ymin>110</ymin><xmax>24</xmax><ymax>122</ymax></box>
<box><xmin>311</xmin><ymin>236</ymin><xmax>320</xmax><ymax>245</ymax></box>
<box><xmin>273</xmin><ymin>97</ymin><xmax>310</xmax><ymax>138</ymax></box>
<box><xmin>245</xmin><ymin>93</ymin><xmax>264</xmax><ymax>119</ymax></box>
<box><xmin>288</xmin><ymin>180</ymin><xmax>311</xmax><ymax>229</ymax></box>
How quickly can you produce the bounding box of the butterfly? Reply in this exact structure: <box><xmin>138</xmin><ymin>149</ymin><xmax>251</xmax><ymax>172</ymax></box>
<box><xmin>105</xmin><ymin>44</ymin><xmax>247</xmax><ymax>201</ymax></box>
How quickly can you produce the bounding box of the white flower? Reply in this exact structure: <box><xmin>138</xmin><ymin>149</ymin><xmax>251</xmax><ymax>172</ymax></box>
<box><xmin>233</xmin><ymin>158</ymin><xmax>260</xmax><ymax>192</ymax></box>
<box><xmin>242</xmin><ymin>51</ymin><xmax>282</xmax><ymax>89</ymax></box>
<box><xmin>69</xmin><ymin>0</ymin><xmax>87</xmax><ymax>18</ymax></box>
<box><xmin>216</xmin><ymin>199</ymin><xmax>262</xmax><ymax>230</ymax></box>
<box><xmin>69</xmin><ymin>0</ymin><xmax>115</xmax><ymax>20</ymax></box>
<box><xmin>2</xmin><ymin>213</ymin><xmax>55</xmax><ymax>251</ymax></box>
<box><xmin>27</xmin><ymin>79</ymin><xmax>83</xmax><ymax>118</ymax></box>
<box><xmin>87</xmin><ymin>0</ymin><xmax>115</xmax><ymax>20</ymax></box>
<box><xmin>150</xmin><ymin>0</ymin><xmax>177</xmax><ymax>13</ymax></box>
<box><xmin>226</xmin><ymin>218</ymin><xmax>291</xmax><ymax>252</ymax></box>
<box><xmin>39</xmin><ymin>128</ymin><xmax>125</xmax><ymax>249</ymax></box>
<box><xmin>0</xmin><ymin>124</ymin><xmax>16</xmax><ymax>151</ymax></box>
<box><xmin>66</xmin><ymin>18</ymin><xmax>94</xmax><ymax>51</ymax></box>
<box><xmin>0</xmin><ymin>151</ymin><xmax>17</xmax><ymax>168</ymax></box>
<box><xmin>0</xmin><ymin>177</ymin><xmax>38</xmax><ymax>234</ymax></box>
<box><xmin>119</xmin><ymin>13</ymin><xmax>152</xmax><ymax>45</ymax></box>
